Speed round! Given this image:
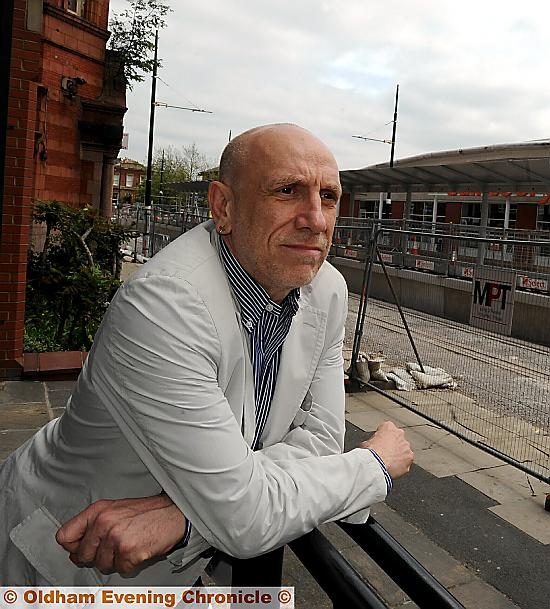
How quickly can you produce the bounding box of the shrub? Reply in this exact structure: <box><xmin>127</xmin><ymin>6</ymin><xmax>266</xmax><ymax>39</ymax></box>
<box><xmin>25</xmin><ymin>201</ymin><xmax>134</xmax><ymax>352</ymax></box>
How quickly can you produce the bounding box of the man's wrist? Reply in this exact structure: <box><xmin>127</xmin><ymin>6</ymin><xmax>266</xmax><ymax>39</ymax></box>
<box><xmin>366</xmin><ymin>448</ymin><xmax>393</xmax><ymax>493</ymax></box>
<box><xmin>169</xmin><ymin>519</ymin><xmax>192</xmax><ymax>552</ymax></box>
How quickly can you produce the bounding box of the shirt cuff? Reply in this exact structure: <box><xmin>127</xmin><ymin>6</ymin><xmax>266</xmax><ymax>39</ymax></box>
<box><xmin>170</xmin><ymin>519</ymin><xmax>192</xmax><ymax>552</ymax></box>
<box><xmin>367</xmin><ymin>448</ymin><xmax>393</xmax><ymax>494</ymax></box>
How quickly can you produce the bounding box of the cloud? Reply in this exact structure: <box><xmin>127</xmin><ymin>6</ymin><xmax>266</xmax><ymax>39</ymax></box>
<box><xmin>112</xmin><ymin>0</ymin><xmax>550</xmax><ymax>171</ymax></box>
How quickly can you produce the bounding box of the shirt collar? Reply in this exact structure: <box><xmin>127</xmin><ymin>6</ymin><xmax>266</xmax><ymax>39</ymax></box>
<box><xmin>219</xmin><ymin>238</ymin><xmax>300</xmax><ymax>330</ymax></box>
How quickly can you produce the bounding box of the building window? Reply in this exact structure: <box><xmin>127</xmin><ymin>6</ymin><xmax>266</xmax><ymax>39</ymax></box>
<box><xmin>112</xmin><ymin>191</ymin><xmax>119</xmax><ymax>205</ymax></box>
<box><xmin>139</xmin><ymin>174</ymin><xmax>145</xmax><ymax>185</ymax></box>
<box><xmin>537</xmin><ymin>204</ymin><xmax>550</xmax><ymax>231</ymax></box>
<box><xmin>113</xmin><ymin>173</ymin><xmax>120</xmax><ymax>187</ymax></box>
<box><xmin>488</xmin><ymin>202</ymin><xmax>517</xmax><ymax>229</ymax></box>
<box><xmin>410</xmin><ymin>201</ymin><xmax>445</xmax><ymax>224</ymax></box>
<box><xmin>461</xmin><ymin>202</ymin><xmax>481</xmax><ymax>226</ymax></box>
<box><xmin>358</xmin><ymin>200</ymin><xmax>378</xmax><ymax>219</ymax></box>
<box><xmin>67</xmin><ymin>0</ymin><xmax>85</xmax><ymax>17</ymax></box>
<box><xmin>126</xmin><ymin>174</ymin><xmax>134</xmax><ymax>188</ymax></box>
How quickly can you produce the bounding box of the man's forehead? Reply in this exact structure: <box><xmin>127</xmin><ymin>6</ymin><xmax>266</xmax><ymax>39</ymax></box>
<box><xmin>227</xmin><ymin>124</ymin><xmax>340</xmax><ymax>188</ymax></box>
<box><xmin>266</xmin><ymin>171</ymin><xmax>341</xmax><ymax>190</ymax></box>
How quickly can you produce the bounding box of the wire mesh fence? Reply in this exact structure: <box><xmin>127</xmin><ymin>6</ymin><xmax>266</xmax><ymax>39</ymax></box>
<box><xmin>337</xmin><ymin>222</ymin><xmax>550</xmax><ymax>483</ymax></box>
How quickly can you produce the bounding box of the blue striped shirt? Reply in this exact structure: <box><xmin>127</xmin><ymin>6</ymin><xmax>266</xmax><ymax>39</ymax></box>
<box><xmin>219</xmin><ymin>238</ymin><xmax>300</xmax><ymax>449</ymax></box>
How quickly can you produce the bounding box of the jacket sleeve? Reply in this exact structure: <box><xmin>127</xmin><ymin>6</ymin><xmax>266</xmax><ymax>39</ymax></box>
<box><xmin>96</xmin><ymin>275</ymin><xmax>386</xmax><ymax>559</ymax></box>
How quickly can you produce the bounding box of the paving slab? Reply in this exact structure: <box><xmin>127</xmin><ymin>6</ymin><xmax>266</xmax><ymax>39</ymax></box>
<box><xmin>394</xmin><ymin>424</ymin><xmax>457</xmax><ymax>453</ymax></box>
<box><xmin>489</xmin><ymin>500</ymin><xmax>550</xmax><ymax>545</ymax></box>
<box><xmin>46</xmin><ymin>388</ymin><xmax>72</xmax><ymax>409</ymax></box>
<box><xmin>482</xmin><ymin>429</ymin><xmax>549</xmax><ymax>462</ymax></box>
<box><xmin>347</xmin><ymin>406</ymin><xmax>432</xmax><ymax>432</ymax></box>
<box><xmin>412</xmin><ymin>442</ymin><xmax>503</xmax><ymax>478</ymax></box>
<box><xmin>458</xmin><ymin>464</ymin><xmax>550</xmax><ymax>505</ymax></box>
<box><xmin>453</xmin><ymin>413</ymin><xmax>543</xmax><ymax>438</ymax></box>
<box><xmin>0</xmin><ymin>380</ymin><xmax>44</xmax><ymax>404</ymax></box>
<box><xmin>348</xmin><ymin>390</ymin><xmax>402</xmax><ymax>412</ymax></box>
<box><xmin>0</xmin><ymin>402</ymin><xmax>49</xmax><ymax>431</ymax></box>
<box><xmin>0</xmin><ymin>429</ymin><xmax>36</xmax><ymax>462</ymax></box>
<box><xmin>45</xmin><ymin>380</ymin><xmax>78</xmax><ymax>391</ymax></box>
<box><xmin>448</xmin><ymin>578</ymin><xmax>520</xmax><ymax>609</ymax></box>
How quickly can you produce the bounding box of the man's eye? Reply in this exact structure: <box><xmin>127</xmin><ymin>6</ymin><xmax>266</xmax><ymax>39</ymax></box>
<box><xmin>321</xmin><ymin>191</ymin><xmax>338</xmax><ymax>200</ymax></box>
<box><xmin>279</xmin><ymin>186</ymin><xmax>294</xmax><ymax>195</ymax></box>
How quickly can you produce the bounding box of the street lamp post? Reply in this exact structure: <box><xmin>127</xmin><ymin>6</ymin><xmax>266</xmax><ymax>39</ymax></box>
<box><xmin>141</xmin><ymin>30</ymin><xmax>212</xmax><ymax>258</ymax></box>
<box><xmin>352</xmin><ymin>83</ymin><xmax>400</xmax><ymax>216</ymax></box>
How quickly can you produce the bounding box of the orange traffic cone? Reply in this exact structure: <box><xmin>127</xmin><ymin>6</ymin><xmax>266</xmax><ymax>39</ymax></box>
<box><xmin>410</xmin><ymin>235</ymin><xmax>419</xmax><ymax>255</ymax></box>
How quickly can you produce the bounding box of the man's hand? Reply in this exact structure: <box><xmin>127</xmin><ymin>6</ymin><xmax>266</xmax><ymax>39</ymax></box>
<box><xmin>361</xmin><ymin>421</ymin><xmax>414</xmax><ymax>479</ymax></box>
<box><xmin>56</xmin><ymin>495</ymin><xmax>186</xmax><ymax>574</ymax></box>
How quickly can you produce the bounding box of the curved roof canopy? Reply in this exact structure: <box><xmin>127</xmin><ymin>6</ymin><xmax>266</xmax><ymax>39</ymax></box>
<box><xmin>340</xmin><ymin>140</ymin><xmax>550</xmax><ymax>193</ymax></box>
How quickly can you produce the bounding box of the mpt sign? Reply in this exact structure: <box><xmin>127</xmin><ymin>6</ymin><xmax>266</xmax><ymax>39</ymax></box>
<box><xmin>470</xmin><ymin>269</ymin><xmax>516</xmax><ymax>335</ymax></box>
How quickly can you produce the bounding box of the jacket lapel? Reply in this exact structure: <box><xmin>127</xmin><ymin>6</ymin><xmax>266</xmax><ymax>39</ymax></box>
<box><xmin>260</xmin><ymin>301</ymin><xmax>326</xmax><ymax>447</ymax></box>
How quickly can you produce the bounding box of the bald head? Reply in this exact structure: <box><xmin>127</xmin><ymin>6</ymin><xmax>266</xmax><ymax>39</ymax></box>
<box><xmin>218</xmin><ymin>123</ymin><xmax>337</xmax><ymax>187</ymax></box>
<box><xmin>208</xmin><ymin>122</ymin><xmax>341</xmax><ymax>301</ymax></box>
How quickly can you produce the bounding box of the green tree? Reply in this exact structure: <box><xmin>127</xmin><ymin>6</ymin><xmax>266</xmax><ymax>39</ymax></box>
<box><xmin>25</xmin><ymin>201</ymin><xmax>134</xmax><ymax>352</ymax></box>
<box><xmin>108</xmin><ymin>0</ymin><xmax>172</xmax><ymax>88</ymax></box>
<box><xmin>138</xmin><ymin>143</ymin><xmax>212</xmax><ymax>205</ymax></box>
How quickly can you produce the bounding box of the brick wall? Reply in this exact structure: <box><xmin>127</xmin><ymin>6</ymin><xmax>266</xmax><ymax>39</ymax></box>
<box><xmin>37</xmin><ymin>2</ymin><xmax>111</xmax><ymax>205</ymax></box>
<box><xmin>0</xmin><ymin>0</ymin><xmax>41</xmax><ymax>377</ymax></box>
<box><xmin>0</xmin><ymin>0</ymin><xmax>124</xmax><ymax>378</ymax></box>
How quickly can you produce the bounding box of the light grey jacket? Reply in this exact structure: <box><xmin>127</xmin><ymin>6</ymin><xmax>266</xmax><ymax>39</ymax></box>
<box><xmin>0</xmin><ymin>221</ymin><xmax>386</xmax><ymax>585</ymax></box>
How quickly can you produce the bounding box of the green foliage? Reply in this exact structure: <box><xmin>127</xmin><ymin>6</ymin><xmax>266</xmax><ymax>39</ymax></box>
<box><xmin>108</xmin><ymin>0</ymin><xmax>172</xmax><ymax>88</ymax></box>
<box><xmin>137</xmin><ymin>143</ymin><xmax>212</xmax><ymax>204</ymax></box>
<box><xmin>24</xmin><ymin>201</ymin><xmax>134</xmax><ymax>352</ymax></box>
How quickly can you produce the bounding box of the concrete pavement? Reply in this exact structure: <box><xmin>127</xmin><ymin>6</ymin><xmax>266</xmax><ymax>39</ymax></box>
<box><xmin>2</xmin><ymin>379</ymin><xmax>549</xmax><ymax>607</ymax></box>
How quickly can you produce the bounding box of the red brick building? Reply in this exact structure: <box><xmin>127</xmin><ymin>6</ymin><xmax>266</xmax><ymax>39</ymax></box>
<box><xmin>112</xmin><ymin>158</ymin><xmax>146</xmax><ymax>211</ymax></box>
<box><xmin>0</xmin><ymin>0</ymin><xmax>126</xmax><ymax>378</ymax></box>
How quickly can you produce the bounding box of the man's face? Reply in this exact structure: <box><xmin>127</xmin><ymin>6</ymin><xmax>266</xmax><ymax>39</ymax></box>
<box><xmin>222</xmin><ymin>127</ymin><xmax>341</xmax><ymax>302</ymax></box>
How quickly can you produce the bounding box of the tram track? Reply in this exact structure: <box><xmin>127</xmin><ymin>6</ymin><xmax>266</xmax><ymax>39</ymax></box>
<box><xmin>347</xmin><ymin>296</ymin><xmax>550</xmax><ymax>383</ymax></box>
<box><xmin>371</xmin><ymin>299</ymin><xmax>550</xmax><ymax>358</ymax></box>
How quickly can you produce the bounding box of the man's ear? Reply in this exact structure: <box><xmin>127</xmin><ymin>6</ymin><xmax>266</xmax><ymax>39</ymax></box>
<box><xmin>208</xmin><ymin>181</ymin><xmax>234</xmax><ymax>233</ymax></box>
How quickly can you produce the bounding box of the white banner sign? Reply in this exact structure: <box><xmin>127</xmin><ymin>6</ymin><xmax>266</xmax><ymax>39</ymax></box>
<box><xmin>470</xmin><ymin>269</ymin><xmax>516</xmax><ymax>335</ymax></box>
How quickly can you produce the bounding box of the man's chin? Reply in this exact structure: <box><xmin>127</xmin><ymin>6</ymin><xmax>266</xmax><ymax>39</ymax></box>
<box><xmin>288</xmin><ymin>265</ymin><xmax>324</xmax><ymax>289</ymax></box>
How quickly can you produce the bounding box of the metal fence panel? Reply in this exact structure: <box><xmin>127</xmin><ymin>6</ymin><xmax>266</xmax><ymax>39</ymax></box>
<box><xmin>338</xmin><ymin>222</ymin><xmax>550</xmax><ymax>483</ymax></box>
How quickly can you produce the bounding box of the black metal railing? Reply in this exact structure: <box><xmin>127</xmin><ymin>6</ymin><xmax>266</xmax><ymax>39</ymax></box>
<box><xmin>279</xmin><ymin>516</ymin><xmax>466</xmax><ymax>608</ymax></box>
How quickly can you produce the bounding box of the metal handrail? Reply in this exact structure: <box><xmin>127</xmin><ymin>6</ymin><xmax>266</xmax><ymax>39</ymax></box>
<box><xmin>288</xmin><ymin>528</ymin><xmax>388</xmax><ymax>609</ymax></box>
<box><xmin>285</xmin><ymin>517</ymin><xmax>466</xmax><ymax>609</ymax></box>
<box><xmin>339</xmin><ymin>517</ymin><xmax>466</xmax><ymax>609</ymax></box>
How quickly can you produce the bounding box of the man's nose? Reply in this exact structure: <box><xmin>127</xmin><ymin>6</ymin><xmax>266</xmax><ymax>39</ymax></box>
<box><xmin>295</xmin><ymin>193</ymin><xmax>328</xmax><ymax>233</ymax></box>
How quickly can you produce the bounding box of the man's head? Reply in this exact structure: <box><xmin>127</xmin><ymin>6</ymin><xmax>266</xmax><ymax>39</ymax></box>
<box><xmin>208</xmin><ymin>123</ymin><xmax>341</xmax><ymax>303</ymax></box>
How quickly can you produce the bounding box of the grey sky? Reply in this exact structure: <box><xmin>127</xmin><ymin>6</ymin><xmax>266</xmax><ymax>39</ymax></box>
<box><xmin>110</xmin><ymin>0</ymin><xmax>550</xmax><ymax>171</ymax></box>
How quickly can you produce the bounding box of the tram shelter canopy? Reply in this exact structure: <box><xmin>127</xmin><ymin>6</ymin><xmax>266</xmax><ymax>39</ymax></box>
<box><xmin>340</xmin><ymin>140</ymin><xmax>550</xmax><ymax>194</ymax></box>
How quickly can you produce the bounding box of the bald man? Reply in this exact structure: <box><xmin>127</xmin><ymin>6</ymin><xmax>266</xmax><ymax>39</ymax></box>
<box><xmin>0</xmin><ymin>124</ymin><xmax>412</xmax><ymax>585</ymax></box>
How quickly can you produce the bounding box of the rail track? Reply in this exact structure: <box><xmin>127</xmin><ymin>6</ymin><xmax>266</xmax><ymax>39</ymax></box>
<box><xmin>347</xmin><ymin>296</ymin><xmax>550</xmax><ymax>385</ymax></box>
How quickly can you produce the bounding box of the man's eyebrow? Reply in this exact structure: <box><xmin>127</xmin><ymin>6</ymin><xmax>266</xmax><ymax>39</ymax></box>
<box><xmin>267</xmin><ymin>175</ymin><xmax>307</xmax><ymax>189</ymax></box>
<box><xmin>322</xmin><ymin>182</ymin><xmax>343</xmax><ymax>198</ymax></box>
<box><xmin>267</xmin><ymin>176</ymin><xmax>342</xmax><ymax>194</ymax></box>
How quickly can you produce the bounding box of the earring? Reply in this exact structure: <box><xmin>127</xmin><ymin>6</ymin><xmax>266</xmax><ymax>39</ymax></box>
<box><xmin>218</xmin><ymin>225</ymin><xmax>225</xmax><ymax>234</ymax></box>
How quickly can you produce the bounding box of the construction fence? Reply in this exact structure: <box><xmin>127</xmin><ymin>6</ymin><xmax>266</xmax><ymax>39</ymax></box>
<box><xmin>333</xmin><ymin>221</ymin><xmax>550</xmax><ymax>483</ymax></box>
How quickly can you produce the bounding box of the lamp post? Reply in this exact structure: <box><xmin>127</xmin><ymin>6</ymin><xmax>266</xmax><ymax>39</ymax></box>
<box><xmin>352</xmin><ymin>84</ymin><xmax>400</xmax><ymax>217</ymax></box>
<box><xmin>142</xmin><ymin>30</ymin><xmax>212</xmax><ymax>257</ymax></box>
